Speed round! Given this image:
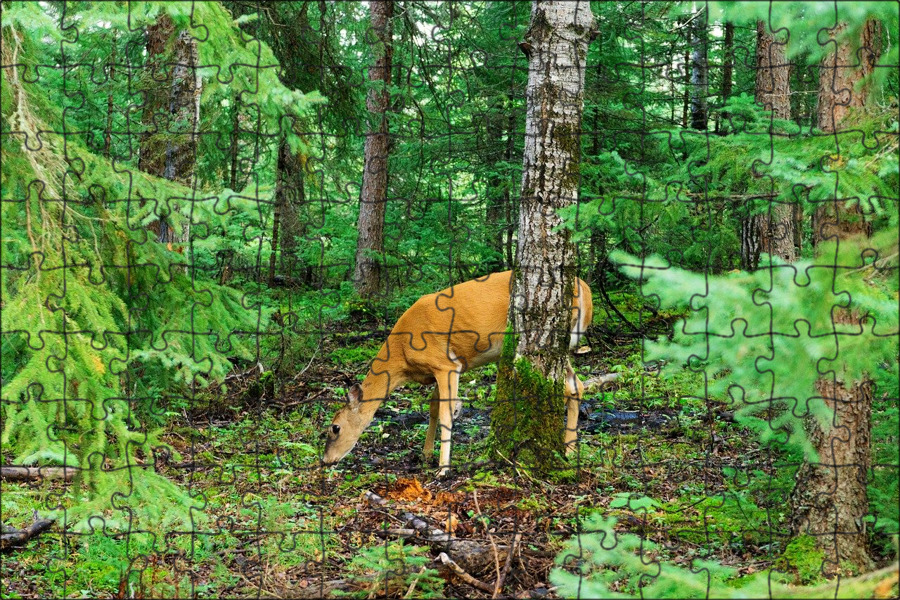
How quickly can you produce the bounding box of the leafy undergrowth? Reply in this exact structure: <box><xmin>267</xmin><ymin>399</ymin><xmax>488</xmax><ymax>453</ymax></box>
<box><xmin>2</xmin><ymin>317</ymin><xmax>897</xmax><ymax>599</ymax></box>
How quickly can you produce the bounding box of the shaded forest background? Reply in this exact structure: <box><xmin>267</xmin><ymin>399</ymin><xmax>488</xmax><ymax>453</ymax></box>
<box><xmin>1</xmin><ymin>1</ymin><xmax>898</xmax><ymax>598</ymax></box>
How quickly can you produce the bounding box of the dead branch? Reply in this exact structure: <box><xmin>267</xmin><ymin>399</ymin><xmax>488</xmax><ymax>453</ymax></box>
<box><xmin>1</xmin><ymin>466</ymin><xmax>76</xmax><ymax>482</ymax></box>
<box><xmin>1</xmin><ymin>519</ymin><xmax>54</xmax><ymax>551</ymax></box>
<box><xmin>494</xmin><ymin>533</ymin><xmax>522</xmax><ymax>598</ymax></box>
<box><xmin>436</xmin><ymin>552</ymin><xmax>495</xmax><ymax>594</ymax></box>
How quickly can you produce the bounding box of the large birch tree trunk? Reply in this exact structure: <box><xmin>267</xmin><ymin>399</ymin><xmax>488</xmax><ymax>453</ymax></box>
<box><xmin>353</xmin><ymin>0</ymin><xmax>394</xmax><ymax>298</ymax></box>
<box><xmin>791</xmin><ymin>18</ymin><xmax>883</xmax><ymax>574</ymax></box>
<box><xmin>741</xmin><ymin>20</ymin><xmax>796</xmax><ymax>270</ymax></box>
<box><xmin>491</xmin><ymin>0</ymin><xmax>594</xmax><ymax>473</ymax></box>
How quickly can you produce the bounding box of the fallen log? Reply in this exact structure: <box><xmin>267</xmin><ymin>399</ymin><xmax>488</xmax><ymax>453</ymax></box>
<box><xmin>1</xmin><ymin>519</ymin><xmax>54</xmax><ymax>551</ymax></box>
<box><xmin>1</xmin><ymin>466</ymin><xmax>76</xmax><ymax>482</ymax></box>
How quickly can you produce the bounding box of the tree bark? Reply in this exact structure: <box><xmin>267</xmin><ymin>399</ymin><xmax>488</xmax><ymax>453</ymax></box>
<box><xmin>717</xmin><ymin>21</ymin><xmax>734</xmax><ymax>130</ymax></box>
<box><xmin>791</xmin><ymin>377</ymin><xmax>874</xmax><ymax>573</ymax></box>
<box><xmin>682</xmin><ymin>20</ymin><xmax>690</xmax><ymax>129</ymax></box>
<box><xmin>755</xmin><ymin>20</ymin><xmax>790</xmax><ymax>119</ymax></box>
<box><xmin>814</xmin><ymin>20</ymin><xmax>880</xmax><ymax>244</ymax></box>
<box><xmin>741</xmin><ymin>21</ymin><xmax>796</xmax><ymax>270</ymax></box>
<box><xmin>492</xmin><ymin>0</ymin><xmax>594</xmax><ymax>472</ymax></box>
<box><xmin>689</xmin><ymin>8</ymin><xmax>708</xmax><ymax>130</ymax></box>
<box><xmin>353</xmin><ymin>0</ymin><xmax>394</xmax><ymax>298</ymax></box>
<box><xmin>817</xmin><ymin>20</ymin><xmax>881</xmax><ymax>134</ymax></box>
<box><xmin>139</xmin><ymin>14</ymin><xmax>201</xmax><ymax>244</ymax></box>
<box><xmin>791</xmin><ymin>20</ymin><xmax>883</xmax><ymax>573</ymax></box>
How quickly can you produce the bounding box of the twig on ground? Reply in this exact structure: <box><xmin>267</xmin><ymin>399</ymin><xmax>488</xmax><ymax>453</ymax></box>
<box><xmin>436</xmin><ymin>552</ymin><xmax>495</xmax><ymax>594</ymax></box>
<box><xmin>494</xmin><ymin>533</ymin><xmax>522</xmax><ymax>598</ymax></box>
<box><xmin>474</xmin><ymin>489</ymin><xmax>502</xmax><ymax>596</ymax></box>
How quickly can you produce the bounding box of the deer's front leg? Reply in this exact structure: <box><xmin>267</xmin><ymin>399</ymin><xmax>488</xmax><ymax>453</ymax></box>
<box><xmin>423</xmin><ymin>387</ymin><xmax>440</xmax><ymax>463</ymax></box>
<box><xmin>435</xmin><ymin>370</ymin><xmax>459</xmax><ymax>477</ymax></box>
<box><xmin>564</xmin><ymin>362</ymin><xmax>583</xmax><ymax>454</ymax></box>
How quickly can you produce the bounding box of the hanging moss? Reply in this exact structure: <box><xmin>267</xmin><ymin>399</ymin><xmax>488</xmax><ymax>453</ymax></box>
<box><xmin>489</xmin><ymin>328</ymin><xmax>567</xmax><ymax>476</ymax></box>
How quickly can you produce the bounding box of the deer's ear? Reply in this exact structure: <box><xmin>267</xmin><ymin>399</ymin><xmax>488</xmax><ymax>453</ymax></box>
<box><xmin>348</xmin><ymin>384</ymin><xmax>363</xmax><ymax>410</ymax></box>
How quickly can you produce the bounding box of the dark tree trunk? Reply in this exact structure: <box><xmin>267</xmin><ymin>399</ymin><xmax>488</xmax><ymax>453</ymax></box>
<box><xmin>689</xmin><ymin>8</ymin><xmax>708</xmax><ymax>130</ymax></box>
<box><xmin>504</xmin><ymin>108</ymin><xmax>516</xmax><ymax>270</ymax></box>
<box><xmin>104</xmin><ymin>33</ymin><xmax>116</xmax><ymax>158</ymax></box>
<box><xmin>741</xmin><ymin>21</ymin><xmax>796</xmax><ymax>270</ymax></box>
<box><xmin>229</xmin><ymin>95</ymin><xmax>241</xmax><ymax>191</ymax></box>
<box><xmin>353</xmin><ymin>0</ymin><xmax>394</xmax><ymax>298</ymax></box>
<box><xmin>718</xmin><ymin>21</ymin><xmax>734</xmax><ymax>130</ymax></box>
<box><xmin>486</xmin><ymin>113</ymin><xmax>506</xmax><ymax>272</ymax></box>
<box><xmin>492</xmin><ymin>0</ymin><xmax>594</xmax><ymax>473</ymax></box>
<box><xmin>682</xmin><ymin>19</ymin><xmax>690</xmax><ymax>129</ymax></box>
<box><xmin>139</xmin><ymin>14</ymin><xmax>201</xmax><ymax>244</ymax></box>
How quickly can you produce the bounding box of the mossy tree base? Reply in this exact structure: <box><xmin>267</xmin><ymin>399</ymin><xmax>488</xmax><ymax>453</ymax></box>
<box><xmin>489</xmin><ymin>332</ymin><xmax>567</xmax><ymax>476</ymax></box>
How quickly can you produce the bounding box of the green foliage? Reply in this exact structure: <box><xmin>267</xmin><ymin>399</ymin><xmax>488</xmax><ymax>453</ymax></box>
<box><xmin>551</xmin><ymin>514</ymin><xmax>897</xmax><ymax>599</ymax></box>
<box><xmin>338</xmin><ymin>542</ymin><xmax>444</xmax><ymax>599</ymax></box>
<box><xmin>613</xmin><ymin>235</ymin><xmax>899</xmax><ymax>460</ymax></box>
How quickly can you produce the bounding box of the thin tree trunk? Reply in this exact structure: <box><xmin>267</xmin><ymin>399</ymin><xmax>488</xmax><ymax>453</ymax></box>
<box><xmin>504</xmin><ymin>103</ymin><xmax>516</xmax><ymax>270</ymax></box>
<box><xmin>717</xmin><ymin>21</ymin><xmax>734</xmax><ymax>131</ymax></box>
<box><xmin>104</xmin><ymin>33</ymin><xmax>116</xmax><ymax>158</ymax></box>
<box><xmin>486</xmin><ymin>114</ymin><xmax>506</xmax><ymax>272</ymax></box>
<box><xmin>741</xmin><ymin>20</ymin><xmax>796</xmax><ymax>270</ymax></box>
<box><xmin>682</xmin><ymin>20</ymin><xmax>690</xmax><ymax>129</ymax></box>
<box><xmin>354</xmin><ymin>0</ymin><xmax>394</xmax><ymax>298</ymax></box>
<box><xmin>689</xmin><ymin>8</ymin><xmax>708</xmax><ymax>130</ymax></box>
<box><xmin>492</xmin><ymin>0</ymin><xmax>595</xmax><ymax>473</ymax></box>
<box><xmin>230</xmin><ymin>96</ymin><xmax>241</xmax><ymax>191</ymax></box>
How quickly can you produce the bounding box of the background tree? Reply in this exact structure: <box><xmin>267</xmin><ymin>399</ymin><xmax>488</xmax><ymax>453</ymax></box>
<box><xmin>491</xmin><ymin>0</ymin><xmax>595</xmax><ymax>472</ymax></box>
<box><xmin>354</xmin><ymin>0</ymin><xmax>394</xmax><ymax>298</ymax></box>
<box><xmin>740</xmin><ymin>18</ymin><xmax>795</xmax><ymax>270</ymax></box>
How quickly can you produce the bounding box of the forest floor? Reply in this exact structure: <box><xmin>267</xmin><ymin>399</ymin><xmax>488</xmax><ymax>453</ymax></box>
<box><xmin>2</xmin><ymin>296</ymin><xmax>897</xmax><ymax>599</ymax></box>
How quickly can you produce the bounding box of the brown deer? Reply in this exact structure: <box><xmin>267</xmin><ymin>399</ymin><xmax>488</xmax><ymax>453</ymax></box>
<box><xmin>323</xmin><ymin>271</ymin><xmax>593</xmax><ymax>475</ymax></box>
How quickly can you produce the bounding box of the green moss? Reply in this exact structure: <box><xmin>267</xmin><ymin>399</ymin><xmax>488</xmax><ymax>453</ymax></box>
<box><xmin>489</xmin><ymin>328</ymin><xmax>567</xmax><ymax>476</ymax></box>
<box><xmin>776</xmin><ymin>535</ymin><xmax>826</xmax><ymax>585</ymax></box>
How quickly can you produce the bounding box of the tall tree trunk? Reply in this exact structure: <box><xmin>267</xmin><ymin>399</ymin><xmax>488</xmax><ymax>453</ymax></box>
<box><xmin>814</xmin><ymin>20</ymin><xmax>880</xmax><ymax>244</ymax></box>
<box><xmin>104</xmin><ymin>33</ymin><xmax>116</xmax><ymax>158</ymax></box>
<box><xmin>491</xmin><ymin>0</ymin><xmax>594</xmax><ymax>473</ymax></box>
<box><xmin>486</xmin><ymin>113</ymin><xmax>506</xmax><ymax>272</ymax></box>
<box><xmin>792</xmin><ymin>19</ymin><xmax>883</xmax><ymax>574</ymax></box>
<box><xmin>229</xmin><ymin>95</ymin><xmax>241</xmax><ymax>191</ymax></box>
<box><xmin>741</xmin><ymin>20</ymin><xmax>796</xmax><ymax>271</ymax></box>
<box><xmin>354</xmin><ymin>0</ymin><xmax>394</xmax><ymax>298</ymax></box>
<box><xmin>718</xmin><ymin>21</ymin><xmax>734</xmax><ymax>130</ymax></box>
<box><xmin>504</xmin><ymin>107</ymin><xmax>516</xmax><ymax>269</ymax></box>
<box><xmin>817</xmin><ymin>20</ymin><xmax>881</xmax><ymax>134</ymax></box>
<box><xmin>139</xmin><ymin>14</ymin><xmax>200</xmax><ymax>244</ymax></box>
<box><xmin>689</xmin><ymin>8</ymin><xmax>708</xmax><ymax>130</ymax></box>
<box><xmin>682</xmin><ymin>19</ymin><xmax>690</xmax><ymax>129</ymax></box>
<box><xmin>755</xmin><ymin>20</ymin><xmax>791</xmax><ymax>119</ymax></box>
<box><xmin>791</xmin><ymin>377</ymin><xmax>874</xmax><ymax>573</ymax></box>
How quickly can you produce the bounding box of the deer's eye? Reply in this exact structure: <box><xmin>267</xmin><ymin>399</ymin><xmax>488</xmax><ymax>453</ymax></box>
<box><xmin>331</xmin><ymin>424</ymin><xmax>341</xmax><ymax>436</ymax></box>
